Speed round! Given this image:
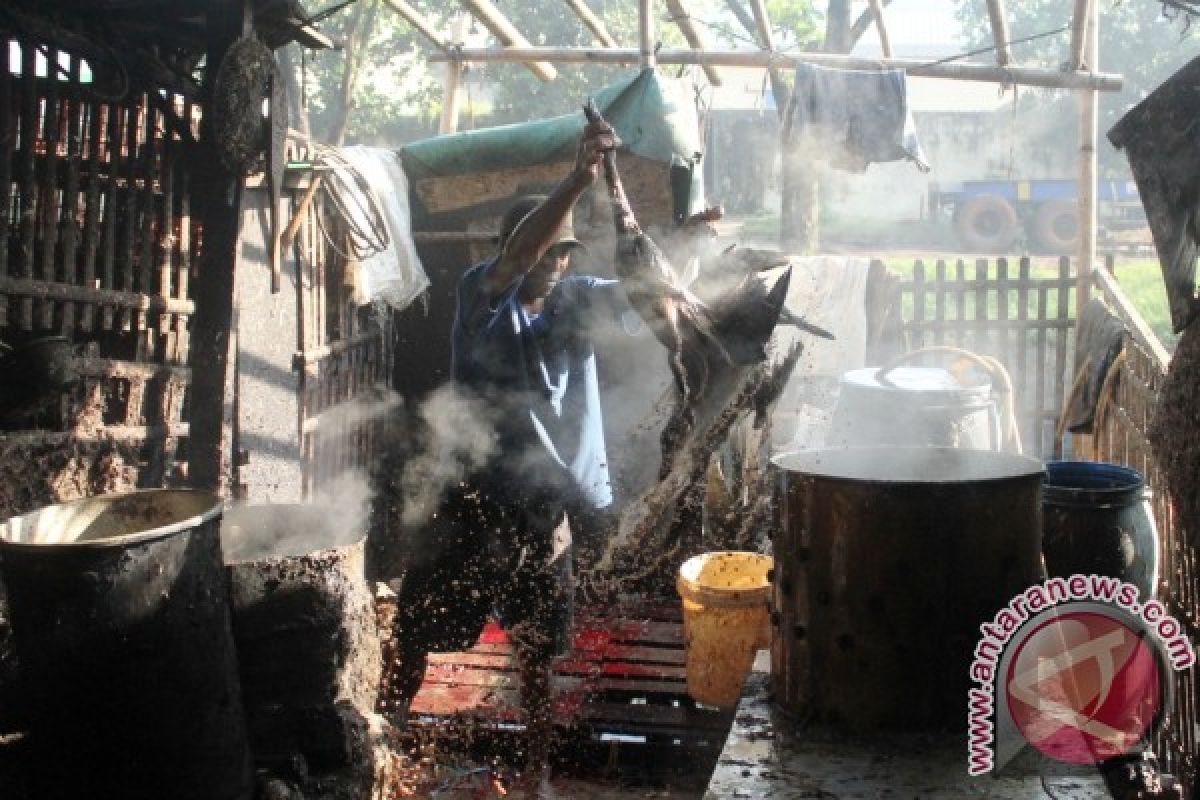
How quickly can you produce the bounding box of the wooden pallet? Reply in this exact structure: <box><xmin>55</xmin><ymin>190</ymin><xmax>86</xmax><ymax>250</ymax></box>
<box><xmin>408</xmin><ymin>603</ymin><xmax>734</xmax><ymax>750</ymax></box>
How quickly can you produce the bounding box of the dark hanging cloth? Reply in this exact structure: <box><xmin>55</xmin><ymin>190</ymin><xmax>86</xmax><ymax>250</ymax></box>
<box><xmin>782</xmin><ymin>63</ymin><xmax>930</xmax><ymax>173</ymax></box>
<box><xmin>1063</xmin><ymin>297</ymin><xmax>1126</xmax><ymax>434</ymax></box>
<box><xmin>1108</xmin><ymin>53</ymin><xmax>1200</xmax><ymax>334</ymax></box>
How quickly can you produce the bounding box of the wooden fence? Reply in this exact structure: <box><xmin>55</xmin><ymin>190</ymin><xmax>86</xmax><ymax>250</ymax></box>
<box><xmin>887</xmin><ymin>256</ymin><xmax>1075</xmax><ymax>458</ymax></box>
<box><xmin>1084</xmin><ymin>265</ymin><xmax>1196</xmax><ymax>791</ymax></box>
<box><xmin>0</xmin><ymin>37</ymin><xmax>197</xmax><ymax>515</ymax></box>
<box><xmin>887</xmin><ymin>253</ymin><xmax>1196</xmax><ymax>789</ymax></box>
<box><xmin>287</xmin><ymin>160</ymin><xmax>392</xmax><ymax>498</ymax></box>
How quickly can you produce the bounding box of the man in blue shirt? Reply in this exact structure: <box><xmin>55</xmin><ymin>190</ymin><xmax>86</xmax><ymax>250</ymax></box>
<box><xmin>389</xmin><ymin>119</ymin><xmax>621</xmax><ymax>791</ymax></box>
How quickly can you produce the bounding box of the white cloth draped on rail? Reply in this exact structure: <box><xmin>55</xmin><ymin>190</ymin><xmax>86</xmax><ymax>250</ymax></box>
<box><xmin>314</xmin><ymin>145</ymin><xmax>430</xmax><ymax>313</ymax></box>
<box><xmin>783</xmin><ymin>64</ymin><xmax>930</xmax><ymax>173</ymax></box>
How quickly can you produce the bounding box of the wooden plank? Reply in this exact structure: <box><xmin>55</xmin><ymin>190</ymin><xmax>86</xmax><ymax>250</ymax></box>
<box><xmin>17</xmin><ymin>42</ymin><xmax>38</xmax><ymax>330</ymax></box>
<box><xmin>39</xmin><ymin>48</ymin><xmax>60</xmax><ymax>328</ymax></box>
<box><xmin>100</xmin><ymin>102</ymin><xmax>123</xmax><ymax>330</ymax></box>
<box><xmin>996</xmin><ymin>256</ymin><xmax>1009</xmax><ymax>375</ymax></box>
<box><xmin>973</xmin><ymin>258</ymin><xmax>988</xmax><ymax>358</ymax></box>
<box><xmin>0</xmin><ymin>275</ymin><xmax>194</xmax><ymax>313</ymax></box>
<box><xmin>426</xmin><ymin>652</ymin><xmax>690</xmax><ymax>682</ymax></box>
<box><xmin>0</xmin><ymin>37</ymin><xmax>13</xmax><ymax>327</ymax></box>
<box><xmin>911</xmin><ymin>259</ymin><xmax>925</xmax><ymax>349</ymax></box>
<box><xmin>60</xmin><ymin>54</ymin><xmax>85</xmax><ymax>333</ymax></box>
<box><xmin>1052</xmin><ymin>256</ymin><xmax>1071</xmax><ymax>456</ymax></box>
<box><xmin>933</xmin><ymin>259</ymin><xmax>946</xmax><ymax>347</ymax></box>
<box><xmin>1015</xmin><ymin>257</ymin><xmax>1030</xmax><ymax>447</ymax></box>
<box><xmin>79</xmin><ymin>101</ymin><xmax>105</xmax><ymax>332</ymax></box>
<box><xmin>1034</xmin><ymin>282</ymin><xmax>1048</xmax><ymax>457</ymax></box>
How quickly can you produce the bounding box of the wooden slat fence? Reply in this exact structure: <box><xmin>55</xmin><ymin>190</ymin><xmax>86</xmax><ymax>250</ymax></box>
<box><xmin>885</xmin><ymin>256</ymin><xmax>1075</xmax><ymax>458</ymax></box>
<box><xmin>0</xmin><ymin>36</ymin><xmax>199</xmax><ymax>512</ymax></box>
<box><xmin>289</xmin><ymin>151</ymin><xmax>392</xmax><ymax>497</ymax></box>
<box><xmin>1086</xmin><ymin>263</ymin><xmax>1196</xmax><ymax>792</ymax></box>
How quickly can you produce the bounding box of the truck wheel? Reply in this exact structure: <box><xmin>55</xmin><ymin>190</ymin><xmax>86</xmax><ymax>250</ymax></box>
<box><xmin>1033</xmin><ymin>199</ymin><xmax>1079</xmax><ymax>253</ymax></box>
<box><xmin>954</xmin><ymin>194</ymin><xmax>1019</xmax><ymax>252</ymax></box>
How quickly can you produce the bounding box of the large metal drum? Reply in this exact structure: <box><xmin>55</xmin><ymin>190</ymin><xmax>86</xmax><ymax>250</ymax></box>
<box><xmin>0</xmin><ymin>490</ymin><xmax>253</xmax><ymax>800</ymax></box>
<box><xmin>771</xmin><ymin>447</ymin><xmax>1044</xmax><ymax>730</ymax></box>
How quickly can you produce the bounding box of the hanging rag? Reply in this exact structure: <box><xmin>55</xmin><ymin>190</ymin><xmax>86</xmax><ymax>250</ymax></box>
<box><xmin>783</xmin><ymin>63</ymin><xmax>929</xmax><ymax>173</ymax></box>
<box><xmin>322</xmin><ymin>145</ymin><xmax>430</xmax><ymax>313</ymax></box>
<box><xmin>1062</xmin><ymin>296</ymin><xmax>1126</xmax><ymax>434</ymax></box>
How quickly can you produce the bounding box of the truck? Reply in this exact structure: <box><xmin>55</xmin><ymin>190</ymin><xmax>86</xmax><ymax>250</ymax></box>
<box><xmin>928</xmin><ymin>179</ymin><xmax>1146</xmax><ymax>252</ymax></box>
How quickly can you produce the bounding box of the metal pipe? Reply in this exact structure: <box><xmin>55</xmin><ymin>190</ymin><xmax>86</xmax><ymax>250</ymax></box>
<box><xmin>431</xmin><ymin>47</ymin><xmax>1124</xmax><ymax>91</ymax></box>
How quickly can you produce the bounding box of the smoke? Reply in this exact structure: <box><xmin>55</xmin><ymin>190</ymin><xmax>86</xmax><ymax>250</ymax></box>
<box><xmin>397</xmin><ymin>384</ymin><xmax>498</xmax><ymax>529</ymax></box>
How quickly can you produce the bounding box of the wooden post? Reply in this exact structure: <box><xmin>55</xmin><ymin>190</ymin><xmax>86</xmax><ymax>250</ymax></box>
<box><xmin>867</xmin><ymin>0</ymin><xmax>893</xmax><ymax>58</ymax></box>
<box><xmin>639</xmin><ymin>0</ymin><xmax>655</xmax><ymax>68</ymax></box>
<box><xmin>457</xmin><ymin>0</ymin><xmax>556</xmax><ymax>81</ymax></box>
<box><xmin>188</xmin><ymin>1</ymin><xmax>245</xmax><ymax>493</ymax></box>
<box><xmin>440</xmin><ymin>15</ymin><xmax>468</xmax><ymax>134</ymax></box>
<box><xmin>1069</xmin><ymin>0</ymin><xmax>1093</xmax><ymax>70</ymax></box>
<box><xmin>985</xmin><ymin>0</ymin><xmax>1011</xmax><ymax>66</ymax></box>
<box><xmin>663</xmin><ymin>0</ymin><xmax>721</xmax><ymax>86</ymax></box>
<box><xmin>381</xmin><ymin>0</ymin><xmax>449</xmax><ymax>53</ymax></box>
<box><xmin>563</xmin><ymin>0</ymin><xmax>618</xmax><ymax>48</ymax></box>
<box><xmin>1077</xmin><ymin>0</ymin><xmax>1097</xmax><ymax>312</ymax></box>
<box><xmin>748</xmin><ymin>0</ymin><xmax>789</xmax><ymax>114</ymax></box>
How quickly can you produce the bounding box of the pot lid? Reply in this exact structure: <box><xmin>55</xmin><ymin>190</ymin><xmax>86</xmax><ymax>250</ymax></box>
<box><xmin>840</xmin><ymin>366</ymin><xmax>991</xmax><ymax>400</ymax></box>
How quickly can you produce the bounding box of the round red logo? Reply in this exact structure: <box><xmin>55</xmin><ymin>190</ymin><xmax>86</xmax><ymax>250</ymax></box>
<box><xmin>1005</xmin><ymin>610</ymin><xmax>1162</xmax><ymax>764</ymax></box>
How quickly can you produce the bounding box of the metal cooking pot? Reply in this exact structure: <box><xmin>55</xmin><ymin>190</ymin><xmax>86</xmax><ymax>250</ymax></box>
<box><xmin>829</xmin><ymin>366</ymin><xmax>1002</xmax><ymax>451</ymax></box>
<box><xmin>770</xmin><ymin>446</ymin><xmax>1045</xmax><ymax>730</ymax></box>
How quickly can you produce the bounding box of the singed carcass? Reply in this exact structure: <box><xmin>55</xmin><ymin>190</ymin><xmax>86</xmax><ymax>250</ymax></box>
<box><xmin>584</xmin><ymin>99</ymin><xmax>796</xmax><ymax>479</ymax></box>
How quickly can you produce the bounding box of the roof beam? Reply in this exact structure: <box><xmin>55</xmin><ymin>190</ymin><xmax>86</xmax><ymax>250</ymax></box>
<box><xmin>663</xmin><ymin>0</ymin><xmax>722</xmax><ymax>86</ymax></box>
<box><xmin>985</xmin><ymin>0</ymin><xmax>1012</xmax><ymax>66</ymax></box>
<box><xmin>457</xmin><ymin>0</ymin><xmax>557</xmax><ymax>81</ymax></box>
<box><xmin>431</xmin><ymin>47</ymin><xmax>1124</xmax><ymax>91</ymax></box>
<box><xmin>563</xmin><ymin>0</ymin><xmax>618</xmax><ymax>48</ymax></box>
<box><xmin>381</xmin><ymin>0</ymin><xmax>448</xmax><ymax>53</ymax></box>
<box><xmin>738</xmin><ymin>0</ymin><xmax>788</xmax><ymax>114</ymax></box>
<box><xmin>867</xmin><ymin>0</ymin><xmax>893</xmax><ymax>58</ymax></box>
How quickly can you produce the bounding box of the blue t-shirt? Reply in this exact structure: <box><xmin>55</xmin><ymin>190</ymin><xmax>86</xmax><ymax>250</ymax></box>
<box><xmin>451</xmin><ymin>258</ymin><xmax>622</xmax><ymax>510</ymax></box>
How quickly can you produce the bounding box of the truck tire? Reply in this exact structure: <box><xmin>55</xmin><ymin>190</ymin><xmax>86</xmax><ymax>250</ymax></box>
<box><xmin>1033</xmin><ymin>199</ymin><xmax>1079</xmax><ymax>253</ymax></box>
<box><xmin>954</xmin><ymin>194</ymin><xmax>1019</xmax><ymax>252</ymax></box>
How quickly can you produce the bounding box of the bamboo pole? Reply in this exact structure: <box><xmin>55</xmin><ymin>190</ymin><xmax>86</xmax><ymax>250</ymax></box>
<box><xmin>380</xmin><ymin>0</ymin><xmax>448</xmax><ymax>53</ymax></box>
<box><xmin>1069</xmin><ymin>0</ymin><xmax>1093</xmax><ymax>70</ymax></box>
<box><xmin>747</xmin><ymin>0</ymin><xmax>788</xmax><ymax>112</ymax></box>
<box><xmin>1077</xmin><ymin>1</ymin><xmax>1098</xmax><ymax>312</ymax></box>
<box><xmin>440</xmin><ymin>15</ymin><xmax>468</xmax><ymax>133</ymax></box>
<box><xmin>663</xmin><ymin>0</ymin><xmax>721</xmax><ymax>85</ymax></box>
<box><xmin>867</xmin><ymin>0</ymin><xmax>893</xmax><ymax>58</ymax></box>
<box><xmin>432</xmin><ymin>46</ymin><xmax>1124</xmax><ymax>91</ymax></box>
<box><xmin>457</xmin><ymin>0</ymin><xmax>556</xmax><ymax>81</ymax></box>
<box><xmin>563</xmin><ymin>0</ymin><xmax>617</xmax><ymax>48</ymax></box>
<box><xmin>985</xmin><ymin>0</ymin><xmax>1011</xmax><ymax>66</ymax></box>
<box><xmin>639</xmin><ymin>0</ymin><xmax>655</xmax><ymax>68</ymax></box>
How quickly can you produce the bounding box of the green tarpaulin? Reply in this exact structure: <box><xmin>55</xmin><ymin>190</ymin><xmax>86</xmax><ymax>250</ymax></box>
<box><xmin>399</xmin><ymin>68</ymin><xmax>703</xmax><ymax>184</ymax></box>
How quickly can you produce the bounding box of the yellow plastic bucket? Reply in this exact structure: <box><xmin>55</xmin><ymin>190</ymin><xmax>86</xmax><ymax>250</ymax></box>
<box><xmin>677</xmin><ymin>551</ymin><xmax>773</xmax><ymax>709</ymax></box>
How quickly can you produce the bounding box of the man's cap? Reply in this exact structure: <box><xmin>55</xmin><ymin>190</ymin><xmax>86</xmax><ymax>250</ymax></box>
<box><xmin>497</xmin><ymin>194</ymin><xmax>583</xmax><ymax>250</ymax></box>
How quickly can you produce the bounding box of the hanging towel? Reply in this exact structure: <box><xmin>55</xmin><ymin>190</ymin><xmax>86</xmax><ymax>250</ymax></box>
<box><xmin>783</xmin><ymin>63</ymin><xmax>930</xmax><ymax>173</ymax></box>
